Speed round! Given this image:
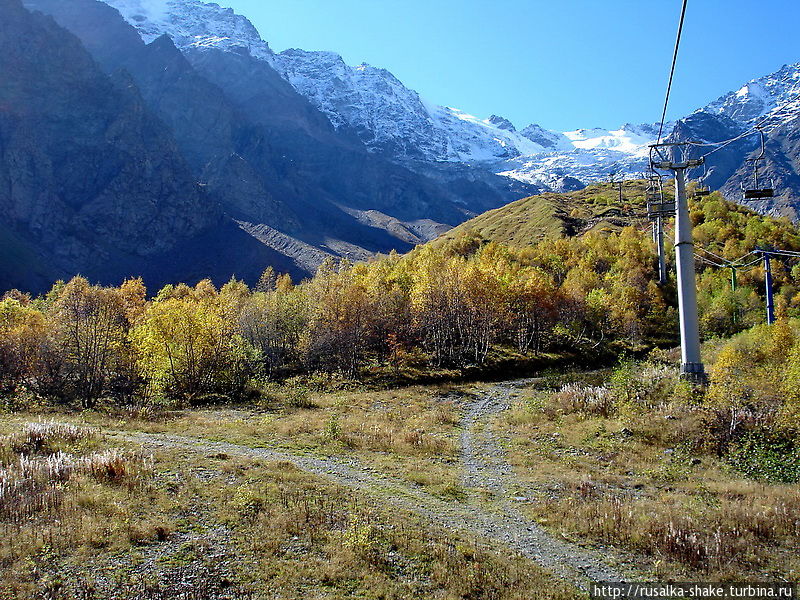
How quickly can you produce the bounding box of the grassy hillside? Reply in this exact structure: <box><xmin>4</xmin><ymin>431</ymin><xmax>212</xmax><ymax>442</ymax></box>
<box><xmin>436</xmin><ymin>180</ymin><xmax>672</xmax><ymax>248</ymax></box>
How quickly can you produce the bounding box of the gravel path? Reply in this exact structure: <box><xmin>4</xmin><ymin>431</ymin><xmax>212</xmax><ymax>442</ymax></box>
<box><xmin>111</xmin><ymin>378</ymin><xmax>628</xmax><ymax>589</ymax></box>
<box><xmin>460</xmin><ymin>379</ymin><xmax>627</xmax><ymax>585</ymax></box>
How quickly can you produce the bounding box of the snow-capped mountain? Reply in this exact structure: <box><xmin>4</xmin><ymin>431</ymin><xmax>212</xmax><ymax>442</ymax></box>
<box><xmin>496</xmin><ymin>123</ymin><xmax>665</xmax><ymax>189</ymax></box>
<box><xmin>102</xmin><ymin>0</ymin><xmax>555</xmax><ymax>165</ymax></box>
<box><xmin>702</xmin><ymin>63</ymin><xmax>800</xmax><ymax>128</ymax></box>
<box><xmin>97</xmin><ymin>0</ymin><xmax>644</xmax><ymax>171</ymax></box>
<box><xmin>272</xmin><ymin>48</ymin><xmax>558</xmax><ymax>164</ymax></box>
<box><xmin>499</xmin><ymin>150</ymin><xmax>650</xmax><ymax>191</ymax></box>
<box><xmin>272</xmin><ymin>47</ymin><xmax>665</xmax><ymax>176</ymax></box>
<box><xmin>99</xmin><ymin>0</ymin><xmax>800</xmax><ymax>208</ymax></box>
<box><xmin>102</xmin><ymin>0</ymin><xmax>275</xmax><ymax>61</ymax></box>
<box><xmin>564</xmin><ymin>124</ymin><xmax>660</xmax><ymax>155</ymax></box>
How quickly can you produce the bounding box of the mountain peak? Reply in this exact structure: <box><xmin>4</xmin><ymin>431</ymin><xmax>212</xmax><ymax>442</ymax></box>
<box><xmin>519</xmin><ymin>123</ymin><xmax>572</xmax><ymax>151</ymax></box>
<box><xmin>102</xmin><ymin>0</ymin><xmax>274</xmax><ymax>62</ymax></box>
<box><xmin>150</xmin><ymin>31</ymin><xmax>177</xmax><ymax>49</ymax></box>
<box><xmin>487</xmin><ymin>115</ymin><xmax>516</xmax><ymax>132</ymax></box>
<box><xmin>703</xmin><ymin>61</ymin><xmax>800</xmax><ymax>127</ymax></box>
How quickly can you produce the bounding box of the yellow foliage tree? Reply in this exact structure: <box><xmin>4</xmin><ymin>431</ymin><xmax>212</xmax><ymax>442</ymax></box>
<box><xmin>131</xmin><ymin>294</ymin><xmax>245</xmax><ymax>404</ymax></box>
<box><xmin>0</xmin><ymin>297</ymin><xmax>46</xmax><ymax>394</ymax></box>
<box><xmin>49</xmin><ymin>277</ymin><xmax>128</xmax><ymax>407</ymax></box>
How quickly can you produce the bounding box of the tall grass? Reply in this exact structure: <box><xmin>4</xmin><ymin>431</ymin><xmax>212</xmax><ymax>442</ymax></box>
<box><xmin>536</xmin><ymin>489</ymin><xmax>800</xmax><ymax>574</ymax></box>
<box><xmin>550</xmin><ymin>383</ymin><xmax>615</xmax><ymax>417</ymax></box>
<box><xmin>4</xmin><ymin>420</ymin><xmax>99</xmax><ymax>457</ymax></box>
<box><xmin>0</xmin><ymin>422</ymin><xmax>151</xmax><ymax>524</ymax></box>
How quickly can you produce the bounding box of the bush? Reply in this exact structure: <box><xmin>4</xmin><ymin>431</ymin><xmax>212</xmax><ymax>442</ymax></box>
<box><xmin>727</xmin><ymin>432</ymin><xmax>800</xmax><ymax>484</ymax></box>
<box><xmin>285</xmin><ymin>386</ymin><xmax>316</xmax><ymax>409</ymax></box>
<box><xmin>324</xmin><ymin>415</ymin><xmax>342</xmax><ymax>442</ymax></box>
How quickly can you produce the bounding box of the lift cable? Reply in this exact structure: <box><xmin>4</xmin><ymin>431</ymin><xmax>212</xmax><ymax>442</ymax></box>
<box><xmin>657</xmin><ymin>0</ymin><xmax>690</xmax><ymax>145</ymax></box>
<box><xmin>760</xmin><ymin>250</ymin><xmax>800</xmax><ymax>259</ymax></box>
<box><xmin>729</xmin><ymin>250</ymin><xmax>760</xmax><ymax>266</ymax></box>
<box><xmin>738</xmin><ymin>257</ymin><xmax>765</xmax><ymax>270</ymax></box>
<box><xmin>682</xmin><ymin>107</ymin><xmax>793</xmax><ymax>165</ymax></box>
<box><xmin>697</xmin><ymin>248</ymin><xmax>730</xmax><ymax>264</ymax></box>
<box><xmin>694</xmin><ymin>254</ymin><xmax>728</xmax><ymax>269</ymax></box>
<box><xmin>684</xmin><ymin>114</ymin><xmax>772</xmax><ymax>152</ymax></box>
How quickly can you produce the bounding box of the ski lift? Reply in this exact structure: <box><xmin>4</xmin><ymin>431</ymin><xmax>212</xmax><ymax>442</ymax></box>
<box><xmin>646</xmin><ymin>177</ymin><xmax>660</xmax><ymax>204</ymax></box>
<box><xmin>742</xmin><ymin>128</ymin><xmax>775</xmax><ymax>200</ymax></box>
<box><xmin>694</xmin><ymin>163</ymin><xmax>711</xmax><ymax>198</ymax></box>
<box><xmin>646</xmin><ymin>175</ymin><xmax>660</xmax><ymax>215</ymax></box>
<box><xmin>646</xmin><ymin>173</ymin><xmax>675</xmax><ymax>218</ymax></box>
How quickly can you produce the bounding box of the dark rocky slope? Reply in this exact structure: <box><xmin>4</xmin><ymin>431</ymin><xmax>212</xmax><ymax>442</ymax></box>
<box><xmin>1</xmin><ymin>0</ymin><xmax>216</xmax><ymax>291</ymax></box>
<box><xmin>16</xmin><ymin>0</ymin><xmax>532</xmax><ymax>294</ymax></box>
<box><xmin>721</xmin><ymin>117</ymin><xmax>800</xmax><ymax>221</ymax></box>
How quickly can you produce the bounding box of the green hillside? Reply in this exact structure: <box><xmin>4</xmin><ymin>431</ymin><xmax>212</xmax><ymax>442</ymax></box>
<box><xmin>437</xmin><ymin>180</ymin><xmax>673</xmax><ymax>247</ymax></box>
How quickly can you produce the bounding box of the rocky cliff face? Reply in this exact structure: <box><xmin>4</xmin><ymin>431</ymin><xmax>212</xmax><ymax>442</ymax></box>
<box><xmin>273</xmin><ymin>48</ymin><xmax>552</xmax><ymax>164</ymax></box>
<box><xmin>666</xmin><ymin>111</ymin><xmax>757</xmax><ymax>190</ymax></box>
<box><xmin>94</xmin><ymin>0</ymin><xmax>550</xmax><ymax>169</ymax></box>
<box><xmin>9</xmin><ymin>0</ymin><xmax>533</xmax><ymax>293</ymax></box>
<box><xmin>0</xmin><ymin>0</ymin><xmax>220</xmax><ymax>291</ymax></box>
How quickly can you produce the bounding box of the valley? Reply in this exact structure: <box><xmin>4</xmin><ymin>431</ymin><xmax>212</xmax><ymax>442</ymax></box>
<box><xmin>3</xmin><ymin>181</ymin><xmax>800</xmax><ymax>596</ymax></box>
<box><xmin>2</xmin><ymin>0</ymin><xmax>800</xmax><ymax>597</ymax></box>
<box><xmin>2</xmin><ymin>350</ymin><xmax>799</xmax><ymax>598</ymax></box>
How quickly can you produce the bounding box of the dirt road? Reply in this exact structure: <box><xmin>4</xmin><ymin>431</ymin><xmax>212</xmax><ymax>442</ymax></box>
<box><xmin>112</xmin><ymin>378</ymin><xmax>628</xmax><ymax>589</ymax></box>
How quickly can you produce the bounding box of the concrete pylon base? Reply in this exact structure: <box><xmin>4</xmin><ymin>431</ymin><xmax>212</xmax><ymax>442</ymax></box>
<box><xmin>680</xmin><ymin>363</ymin><xmax>708</xmax><ymax>386</ymax></box>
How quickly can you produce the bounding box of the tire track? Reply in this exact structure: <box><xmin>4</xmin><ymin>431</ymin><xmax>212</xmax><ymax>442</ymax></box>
<box><xmin>110</xmin><ymin>380</ymin><xmax>627</xmax><ymax>589</ymax></box>
<box><xmin>460</xmin><ymin>379</ymin><xmax>627</xmax><ymax>585</ymax></box>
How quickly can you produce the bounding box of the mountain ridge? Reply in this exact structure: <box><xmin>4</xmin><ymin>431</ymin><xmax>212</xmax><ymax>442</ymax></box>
<box><xmin>7</xmin><ymin>0</ymin><xmax>539</xmax><ymax>293</ymax></box>
<box><xmin>96</xmin><ymin>0</ymin><xmax>800</xmax><ymax>216</ymax></box>
<box><xmin>4</xmin><ymin>0</ymin><xmax>800</xmax><ymax>295</ymax></box>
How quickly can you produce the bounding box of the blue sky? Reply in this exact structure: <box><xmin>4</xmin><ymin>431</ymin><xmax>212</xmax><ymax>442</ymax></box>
<box><xmin>225</xmin><ymin>0</ymin><xmax>800</xmax><ymax>132</ymax></box>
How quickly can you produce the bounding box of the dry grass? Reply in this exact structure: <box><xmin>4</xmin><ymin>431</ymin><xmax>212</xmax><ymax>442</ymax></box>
<box><xmin>532</xmin><ymin>484</ymin><xmax>800</xmax><ymax>577</ymax></box>
<box><xmin>68</xmin><ymin>384</ymin><xmax>467</xmax><ymax>498</ymax></box>
<box><xmin>550</xmin><ymin>383</ymin><xmax>615</xmax><ymax>418</ymax></box>
<box><xmin>1</xmin><ymin>420</ymin><xmax>99</xmax><ymax>462</ymax></box>
<box><xmin>32</xmin><ymin>564</ymin><xmax>256</xmax><ymax>600</ymax></box>
<box><xmin>499</xmin><ymin>376</ymin><xmax>800</xmax><ymax>580</ymax></box>
<box><xmin>13</xmin><ymin>364</ymin><xmax>797</xmax><ymax>585</ymax></box>
<box><xmin>0</xmin><ymin>417</ymin><xmax>580</xmax><ymax>600</ymax></box>
<box><xmin>436</xmin><ymin>180</ymin><xmax>663</xmax><ymax>249</ymax></box>
<box><xmin>261</xmin><ymin>386</ymin><xmax>464</xmax><ymax>497</ymax></box>
<box><xmin>0</xmin><ymin>427</ymin><xmax>152</xmax><ymax>525</ymax></box>
<box><xmin>213</xmin><ymin>457</ymin><xmax>579</xmax><ymax>600</ymax></box>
